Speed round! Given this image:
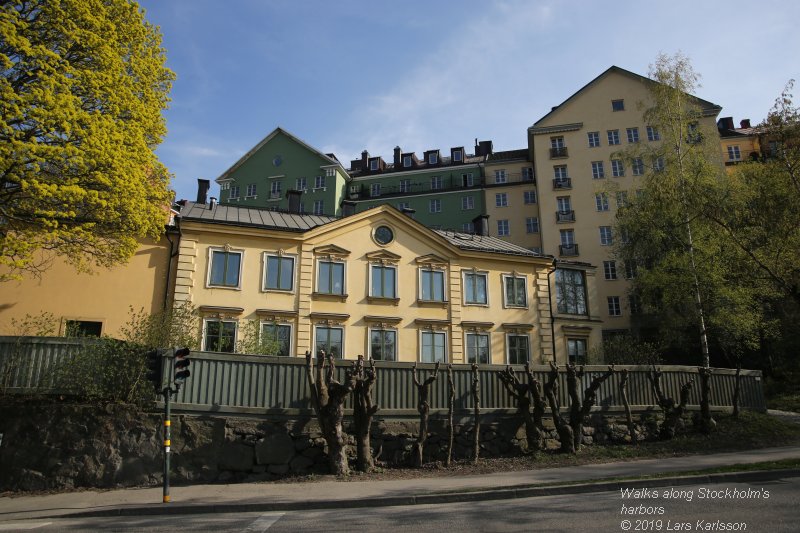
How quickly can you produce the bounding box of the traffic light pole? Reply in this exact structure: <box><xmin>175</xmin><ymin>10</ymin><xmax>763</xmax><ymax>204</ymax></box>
<box><xmin>162</xmin><ymin>386</ymin><xmax>171</xmax><ymax>503</ymax></box>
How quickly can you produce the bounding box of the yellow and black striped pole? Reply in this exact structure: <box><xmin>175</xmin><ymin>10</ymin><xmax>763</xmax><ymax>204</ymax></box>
<box><xmin>163</xmin><ymin>387</ymin><xmax>171</xmax><ymax>503</ymax></box>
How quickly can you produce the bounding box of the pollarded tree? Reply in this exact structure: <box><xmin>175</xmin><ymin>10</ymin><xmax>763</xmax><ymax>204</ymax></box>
<box><xmin>0</xmin><ymin>0</ymin><xmax>175</xmax><ymax>281</ymax></box>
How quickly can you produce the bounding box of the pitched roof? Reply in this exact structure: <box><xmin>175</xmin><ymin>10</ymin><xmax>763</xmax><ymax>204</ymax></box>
<box><xmin>215</xmin><ymin>127</ymin><xmax>346</xmax><ymax>183</ymax></box>
<box><xmin>178</xmin><ymin>201</ymin><xmax>337</xmax><ymax>232</ymax></box>
<box><xmin>532</xmin><ymin>65</ymin><xmax>723</xmax><ymax>127</ymax></box>
<box><xmin>486</xmin><ymin>149</ymin><xmax>529</xmax><ymax>162</ymax></box>
<box><xmin>433</xmin><ymin>230</ymin><xmax>541</xmax><ymax>257</ymax></box>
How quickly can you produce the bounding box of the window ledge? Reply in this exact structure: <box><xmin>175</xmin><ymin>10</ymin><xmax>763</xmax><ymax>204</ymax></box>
<box><xmin>417</xmin><ymin>299</ymin><xmax>449</xmax><ymax>308</ymax></box>
<box><xmin>206</xmin><ymin>284</ymin><xmax>242</xmax><ymax>291</ymax></box>
<box><xmin>463</xmin><ymin>301</ymin><xmax>489</xmax><ymax>307</ymax></box>
<box><xmin>367</xmin><ymin>296</ymin><xmax>400</xmax><ymax>306</ymax></box>
<box><xmin>263</xmin><ymin>287</ymin><xmax>295</xmax><ymax>294</ymax></box>
<box><xmin>311</xmin><ymin>292</ymin><xmax>348</xmax><ymax>302</ymax></box>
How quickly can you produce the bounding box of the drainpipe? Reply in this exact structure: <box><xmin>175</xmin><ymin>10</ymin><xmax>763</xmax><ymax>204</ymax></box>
<box><xmin>547</xmin><ymin>258</ymin><xmax>558</xmax><ymax>363</ymax></box>
<box><xmin>163</xmin><ymin>216</ymin><xmax>182</xmax><ymax>310</ymax></box>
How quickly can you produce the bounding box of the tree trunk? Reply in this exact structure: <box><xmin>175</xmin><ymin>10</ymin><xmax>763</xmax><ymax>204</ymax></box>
<box><xmin>412</xmin><ymin>361</ymin><xmax>440</xmax><ymax>467</ymax></box>
<box><xmin>471</xmin><ymin>363</ymin><xmax>481</xmax><ymax>464</ymax></box>
<box><xmin>648</xmin><ymin>367</ymin><xmax>694</xmax><ymax>440</ymax></box>
<box><xmin>732</xmin><ymin>363</ymin><xmax>742</xmax><ymax>418</ymax></box>
<box><xmin>526</xmin><ymin>364</ymin><xmax>547</xmax><ymax>452</ymax></box>
<box><xmin>544</xmin><ymin>363</ymin><xmax>575</xmax><ymax>454</ymax></box>
<box><xmin>446</xmin><ymin>364</ymin><xmax>455</xmax><ymax>467</ymax></box>
<box><xmin>619</xmin><ymin>369</ymin><xmax>637</xmax><ymax>444</ymax></box>
<box><xmin>497</xmin><ymin>365</ymin><xmax>538</xmax><ymax>453</ymax></box>
<box><xmin>565</xmin><ymin>364</ymin><xmax>584</xmax><ymax>450</ymax></box>
<box><xmin>352</xmin><ymin>356</ymin><xmax>378</xmax><ymax>472</ymax></box>
<box><xmin>572</xmin><ymin>366</ymin><xmax>615</xmax><ymax>450</ymax></box>
<box><xmin>697</xmin><ymin>366</ymin><xmax>716</xmax><ymax>433</ymax></box>
<box><xmin>305</xmin><ymin>350</ymin><xmax>355</xmax><ymax>476</ymax></box>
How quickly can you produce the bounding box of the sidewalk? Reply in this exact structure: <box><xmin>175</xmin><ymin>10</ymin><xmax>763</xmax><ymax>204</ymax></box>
<box><xmin>1</xmin><ymin>446</ymin><xmax>799</xmax><ymax>521</ymax></box>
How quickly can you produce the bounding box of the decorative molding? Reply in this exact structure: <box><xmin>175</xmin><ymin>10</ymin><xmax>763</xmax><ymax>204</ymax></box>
<box><xmin>529</xmin><ymin>122</ymin><xmax>583</xmax><ymax>135</ymax></box>
<box><xmin>502</xmin><ymin>322</ymin><xmax>534</xmax><ymax>331</ymax></box>
<box><xmin>460</xmin><ymin>321</ymin><xmax>494</xmax><ymax>331</ymax></box>
<box><xmin>415</xmin><ymin>318</ymin><xmax>451</xmax><ymax>330</ymax></box>
<box><xmin>309</xmin><ymin>312</ymin><xmax>349</xmax><ymax>326</ymax></box>
<box><xmin>198</xmin><ymin>305</ymin><xmax>244</xmax><ymax>319</ymax></box>
<box><xmin>363</xmin><ymin>315</ymin><xmax>402</xmax><ymax>324</ymax></box>
<box><xmin>365</xmin><ymin>249</ymin><xmax>402</xmax><ymax>264</ymax></box>
<box><xmin>561</xmin><ymin>325</ymin><xmax>593</xmax><ymax>337</ymax></box>
<box><xmin>312</xmin><ymin>244</ymin><xmax>350</xmax><ymax>260</ymax></box>
<box><xmin>255</xmin><ymin>309</ymin><xmax>299</xmax><ymax>320</ymax></box>
<box><xmin>415</xmin><ymin>254</ymin><xmax>449</xmax><ymax>268</ymax></box>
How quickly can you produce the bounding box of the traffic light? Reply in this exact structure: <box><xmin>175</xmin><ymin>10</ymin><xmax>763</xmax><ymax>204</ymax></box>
<box><xmin>173</xmin><ymin>347</ymin><xmax>191</xmax><ymax>383</ymax></box>
<box><xmin>145</xmin><ymin>348</ymin><xmax>165</xmax><ymax>392</ymax></box>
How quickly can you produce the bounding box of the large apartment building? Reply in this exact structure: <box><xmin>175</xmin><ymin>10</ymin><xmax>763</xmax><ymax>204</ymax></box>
<box><xmin>212</xmin><ymin>66</ymin><xmax>729</xmax><ymax>339</ymax></box>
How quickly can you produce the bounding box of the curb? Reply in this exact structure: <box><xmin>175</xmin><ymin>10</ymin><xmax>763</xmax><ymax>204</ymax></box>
<box><xmin>59</xmin><ymin>468</ymin><xmax>800</xmax><ymax>519</ymax></box>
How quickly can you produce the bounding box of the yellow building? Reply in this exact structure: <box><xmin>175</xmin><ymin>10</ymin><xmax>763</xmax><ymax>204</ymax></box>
<box><xmin>717</xmin><ymin>116</ymin><xmax>761</xmax><ymax>170</ymax></box>
<box><xmin>529</xmin><ymin>66</ymin><xmax>721</xmax><ymax>335</ymax></box>
<box><xmin>175</xmin><ymin>201</ymin><xmax>602</xmax><ymax>364</ymax></box>
<box><xmin>0</xmin><ymin>237</ymin><xmax>174</xmax><ymax>338</ymax></box>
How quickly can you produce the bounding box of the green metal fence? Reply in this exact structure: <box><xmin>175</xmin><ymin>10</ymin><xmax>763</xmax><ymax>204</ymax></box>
<box><xmin>1</xmin><ymin>337</ymin><xmax>765</xmax><ymax>417</ymax></box>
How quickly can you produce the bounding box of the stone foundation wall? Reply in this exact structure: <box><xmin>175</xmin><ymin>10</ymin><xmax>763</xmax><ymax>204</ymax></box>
<box><xmin>0</xmin><ymin>402</ymin><xmax>659</xmax><ymax>492</ymax></box>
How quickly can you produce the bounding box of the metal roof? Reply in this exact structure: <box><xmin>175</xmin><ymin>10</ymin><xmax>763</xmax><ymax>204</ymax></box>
<box><xmin>178</xmin><ymin>201</ymin><xmax>337</xmax><ymax>232</ymax></box>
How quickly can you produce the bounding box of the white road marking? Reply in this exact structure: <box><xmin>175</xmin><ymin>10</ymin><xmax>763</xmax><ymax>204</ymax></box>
<box><xmin>0</xmin><ymin>522</ymin><xmax>52</xmax><ymax>530</ymax></box>
<box><xmin>245</xmin><ymin>512</ymin><xmax>285</xmax><ymax>531</ymax></box>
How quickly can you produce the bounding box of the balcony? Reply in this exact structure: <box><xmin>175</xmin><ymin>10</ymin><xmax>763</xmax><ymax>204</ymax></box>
<box><xmin>552</xmin><ymin>177</ymin><xmax>572</xmax><ymax>190</ymax></box>
<box><xmin>559</xmin><ymin>243</ymin><xmax>579</xmax><ymax>257</ymax></box>
<box><xmin>550</xmin><ymin>147</ymin><xmax>568</xmax><ymax>158</ymax></box>
<box><xmin>556</xmin><ymin>210</ymin><xmax>575</xmax><ymax>223</ymax></box>
<box><xmin>348</xmin><ymin>176</ymin><xmax>486</xmax><ymax>200</ymax></box>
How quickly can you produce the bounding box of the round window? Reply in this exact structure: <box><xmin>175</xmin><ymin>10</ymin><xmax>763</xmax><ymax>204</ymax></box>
<box><xmin>374</xmin><ymin>225</ymin><xmax>394</xmax><ymax>245</ymax></box>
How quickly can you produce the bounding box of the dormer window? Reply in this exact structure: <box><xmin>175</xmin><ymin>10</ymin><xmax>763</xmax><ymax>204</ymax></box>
<box><xmin>370</xmin><ymin>159</ymin><xmax>378</xmax><ymax>171</ymax></box>
<box><xmin>453</xmin><ymin>150</ymin><xmax>463</xmax><ymax>162</ymax></box>
<box><xmin>428</xmin><ymin>153</ymin><xmax>438</xmax><ymax>165</ymax></box>
<box><xmin>403</xmin><ymin>155</ymin><xmax>412</xmax><ymax>168</ymax></box>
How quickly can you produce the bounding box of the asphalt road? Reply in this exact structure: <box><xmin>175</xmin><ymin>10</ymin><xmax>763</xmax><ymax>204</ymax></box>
<box><xmin>3</xmin><ymin>477</ymin><xmax>798</xmax><ymax>532</ymax></box>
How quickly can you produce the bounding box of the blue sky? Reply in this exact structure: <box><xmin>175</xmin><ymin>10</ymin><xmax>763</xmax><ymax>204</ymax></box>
<box><xmin>137</xmin><ymin>0</ymin><xmax>800</xmax><ymax>202</ymax></box>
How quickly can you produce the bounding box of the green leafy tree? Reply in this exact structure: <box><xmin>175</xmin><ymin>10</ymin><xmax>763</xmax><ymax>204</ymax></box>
<box><xmin>118</xmin><ymin>301</ymin><xmax>199</xmax><ymax>350</ymax></box>
<box><xmin>236</xmin><ymin>319</ymin><xmax>282</xmax><ymax>356</ymax></box>
<box><xmin>0</xmin><ymin>0</ymin><xmax>175</xmax><ymax>281</ymax></box>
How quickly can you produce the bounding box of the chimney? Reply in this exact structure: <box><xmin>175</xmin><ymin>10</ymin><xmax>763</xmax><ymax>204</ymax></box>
<box><xmin>209</xmin><ymin>197</ymin><xmax>217</xmax><ymax>209</ymax></box>
<box><xmin>393</xmin><ymin>146</ymin><xmax>402</xmax><ymax>167</ymax></box>
<box><xmin>286</xmin><ymin>189</ymin><xmax>302</xmax><ymax>214</ymax></box>
<box><xmin>361</xmin><ymin>150</ymin><xmax>369</xmax><ymax>170</ymax></box>
<box><xmin>401</xmin><ymin>206</ymin><xmax>416</xmax><ymax>218</ymax></box>
<box><xmin>472</xmin><ymin>214</ymin><xmax>490</xmax><ymax>236</ymax></box>
<box><xmin>718</xmin><ymin>117</ymin><xmax>735</xmax><ymax>131</ymax></box>
<box><xmin>740</xmin><ymin>119</ymin><xmax>751</xmax><ymax>129</ymax></box>
<box><xmin>196</xmin><ymin>178</ymin><xmax>210</xmax><ymax>204</ymax></box>
<box><xmin>479</xmin><ymin>140</ymin><xmax>493</xmax><ymax>156</ymax></box>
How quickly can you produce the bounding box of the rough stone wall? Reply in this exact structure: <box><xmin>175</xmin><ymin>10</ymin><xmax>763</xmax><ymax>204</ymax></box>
<box><xmin>0</xmin><ymin>402</ymin><xmax>657</xmax><ymax>492</ymax></box>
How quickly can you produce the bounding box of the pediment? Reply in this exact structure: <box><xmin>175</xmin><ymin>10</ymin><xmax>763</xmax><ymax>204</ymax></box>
<box><xmin>365</xmin><ymin>249</ymin><xmax>402</xmax><ymax>264</ymax></box>
<box><xmin>313</xmin><ymin>244</ymin><xmax>351</xmax><ymax>258</ymax></box>
<box><xmin>415</xmin><ymin>254</ymin><xmax>449</xmax><ymax>268</ymax></box>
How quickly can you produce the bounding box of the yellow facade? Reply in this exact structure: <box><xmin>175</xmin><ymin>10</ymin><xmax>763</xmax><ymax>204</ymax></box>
<box><xmin>530</xmin><ymin>67</ymin><xmax>720</xmax><ymax>334</ymax></box>
<box><xmin>0</xmin><ymin>237</ymin><xmax>173</xmax><ymax>338</ymax></box>
<box><xmin>175</xmin><ymin>203</ymin><xmax>601</xmax><ymax>364</ymax></box>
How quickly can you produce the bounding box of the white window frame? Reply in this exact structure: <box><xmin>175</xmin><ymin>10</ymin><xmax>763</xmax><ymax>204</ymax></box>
<box><xmin>429</xmin><ymin>199</ymin><xmax>441</xmax><ymax>213</ymax></box>
<box><xmin>494</xmin><ymin>169</ymin><xmax>507</xmax><ymax>184</ymax></box>
<box><xmin>560</xmin><ymin>229</ymin><xmax>575</xmax><ymax>246</ymax></box>
<box><xmin>369</xmin><ymin>263</ymin><xmax>398</xmax><ymax>299</ymax></box>
<box><xmin>295</xmin><ymin>177</ymin><xmax>307</xmax><ymax>191</ymax></box>
<box><xmin>626</xmin><ymin>127</ymin><xmax>639</xmax><ymax>143</ymax></box>
<box><xmin>497</xmin><ymin>219</ymin><xmax>510</xmax><ymax>236</ymax></box>
<box><xmin>270</xmin><ymin>181</ymin><xmax>281</xmax><ymax>196</ymax></box>
<box><xmin>524</xmin><ymin>190</ymin><xmax>537</xmax><ymax>204</ymax></box>
<box><xmin>369</xmin><ymin>327</ymin><xmax>397</xmax><ymax>362</ymax></box>
<box><xmin>506</xmin><ymin>334</ymin><xmax>530</xmax><ymax>365</ymax></box>
<box><xmin>260</xmin><ymin>321</ymin><xmax>293</xmax><ymax>357</ymax></box>
<box><xmin>420</xmin><ymin>330</ymin><xmax>447</xmax><ymax>363</ymax></box>
<box><xmin>465</xmin><ymin>332</ymin><xmax>490</xmax><ymax>365</ymax></box>
<box><xmin>632</xmin><ymin>158</ymin><xmax>644</xmax><ymax>176</ymax></box>
<box><xmin>399</xmin><ymin>179</ymin><xmax>411</xmax><ymax>193</ymax></box>
<box><xmin>607</xmin><ymin>130</ymin><xmax>620</xmax><ymax>145</ymax></box>
<box><xmin>316</xmin><ymin>258</ymin><xmax>346</xmax><ymax>295</ymax></box>
<box><xmin>616</xmin><ymin>191</ymin><xmax>628</xmax><ymax>208</ymax></box>
<box><xmin>203</xmin><ymin>318</ymin><xmax>238</xmax><ymax>353</ymax></box>
<box><xmin>647</xmin><ymin>126</ymin><xmax>660</xmax><ymax>141</ymax></box>
<box><xmin>453</xmin><ymin>150</ymin><xmax>463</xmax><ymax>162</ymax></box>
<box><xmin>567</xmin><ymin>338</ymin><xmax>588</xmax><ymax>364</ymax></box>
<box><xmin>245</xmin><ymin>183</ymin><xmax>257</xmax><ymax>198</ymax></box>
<box><xmin>370</xmin><ymin>159</ymin><xmax>379</xmax><ymax>171</ymax></box>
<box><xmin>522</xmin><ymin>167</ymin><xmax>535</xmax><ymax>181</ymax></box>
<box><xmin>554</xmin><ymin>165</ymin><xmax>568</xmax><ymax>179</ymax></box>
<box><xmin>315</xmin><ymin>325</ymin><xmax>344</xmax><ymax>359</ymax></box>
<box><xmin>403</xmin><ymin>155</ymin><xmax>412</xmax><ymax>168</ymax></box>
<box><xmin>595</xmin><ymin>193</ymin><xmax>609</xmax><ymax>211</ymax></box>
<box><xmin>502</xmin><ymin>273</ymin><xmax>528</xmax><ymax>308</ymax></box>
<box><xmin>229</xmin><ymin>185</ymin><xmax>240</xmax><ymax>199</ymax></box>
<box><xmin>370</xmin><ymin>183</ymin><xmax>381</xmax><ymax>197</ymax></box>
<box><xmin>419</xmin><ymin>268</ymin><xmax>447</xmax><ymax>302</ymax></box>
<box><xmin>462</xmin><ymin>173</ymin><xmax>474</xmax><ymax>187</ymax></box>
<box><xmin>463</xmin><ymin>270</ymin><xmax>489</xmax><ymax>306</ymax></box>
<box><xmin>591</xmin><ymin>161</ymin><xmax>605</xmax><ymax>179</ymax></box>
<box><xmin>603</xmin><ymin>260</ymin><xmax>617</xmax><ymax>280</ymax></box>
<box><xmin>495</xmin><ymin>192</ymin><xmax>508</xmax><ymax>207</ymax></box>
<box><xmin>461</xmin><ymin>195</ymin><xmax>474</xmax><ymax>210</ymax></box>
<box><xmin>428</xmin><ymin>153</ymin><xmax>438</xmax><ymax>165</ymax></box>
<box><xmin>207</xmin><ymin>247</ymin><xmax>243</xmax><ymax>289</ymax></box>
<box><xmin>556</xmin><ymin>268</ymin><xmax>587</xmax><ymax>315</ymax></box>
<box><xmin>526</xmin><ymin>217</ymin><xmax>539</xmax><ymax>234</ymax></box>
<box><xmin>557</xmin><ymin>196</ymin><xmax>572</xmax><ymax>213</ymax></box>
<box><xmin>313</xmin><ymin>200</ymin><xmax>324</xmax><ymax>215</ymax></box>
<box><xmin>430</xmin><ymin>176</ymin><xmax>442</xmax><ymax>190</ymax></box>
<box><xmin>611</xmin><ymin>159</ymin><xmax>625</xmax><ymax>177</ymax></box>
<box><xmin>587</xmin><ymin>131</ymin><xmax>600</xmax><ymax>148</ymax></box>
<box><xmin>600</xmin><ymin>226</ymin><xmax>613</xmax><ymax>245</ymax></box>
<box><xmin>263</xmin><ymin>252</ymin><xmax>296</xmax><ymax>292</ymax></box>
<box><xmin>314</xmin><ymin>175</ymin><xmax>326</xmax><ymax>189</ymax></box>
<box><xmin>727</xmin><ymin>145</ymin><xmax>741</xmax><ymax>161</ymax></box>
<box><xmin>608</xmin><ymin>296</ymin><xmax>622</xmax><ymax>316</ymax></box>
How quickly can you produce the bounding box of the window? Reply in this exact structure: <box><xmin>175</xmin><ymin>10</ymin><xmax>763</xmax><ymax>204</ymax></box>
<box><xmin>522</xmin><ymin>167</ymin><xmax>535</xmax><ymax>181</ymax></box>
<box><xmin>462</xmin><ymin>195</ymin><xmax>474</xmax><ymax>210</ymax></box>
<box><xmin>204</xmin><ymin>319</ymin><xmax>237</xmax><ymax>352</ymax></box>
<box><xmin>462</xmin><ymin>173</ymin><xmax>474</xmax><ymax>187</ymax></box>
<box><xmin>497</xmin><ymin>219</ymin><xmax>510</xmax><ymax>236</ymax></box>
<box><xmin>431</xmin><ymin>176</ymin><xmax>443</xmax><ymax>190</ymax></box>
<box><xmin>397</xmin><ymin>202</ymin><xmax>410</xmax><ymax>210</ymax></box>
<box><xmin>246</xmin><ymin>183</ymin><xmax>257</xmax><ymax>197</ymax></box>
<box><xmin>524</xmin><ymin>190</ymin><xmax>537</xmax><ymax>204</ymax></box>
<box><xmin>588</xmin><ymin>131</ymin><xmax>600</xmax><ymax>147</ymax></box>
<box><xmin>209</xmin><ymin>249</ymin><xmax>242</xmax><ymax>288</ymax></box>
<box><xmin>687</xmin><ymin>123</ymin><xmax>701</xmax><ymax>144</ymax></box>
<box><xmin>403</xmin><ymin>155</ymin><xmax>412</xmax><ymax>167</ymax></box>
<box><xmin>647</xmin><ymin>126</ymin><xmax>660</xmax><ymax>141</ymax></box>
<box><xmin>370</xmin><ymin>183</ymin><xmax>381</xmax><ymax>197</ymax></box>
<box><xmin>629</xmin><ymin>294</ymin><xmax>642</xmax><ymax>315</ymax></box>
<box><xmin>599</xmin><ymin>226</ymin><xmax>613</xmax><ymax>245</ymax></box>
<box><xmin>466</xmin><ymin>333</ymin><xmax>489</xmax><ymax>364</ymax></box>
<box><xmin>567</xmin><ymin>338</ymin><xmax>587</xmax><ymax>364</ymax></box>
<box><xmin>370</xmin><ymin>329</ymin><xmax>396</xmax><ymax>361</ymax></box>
<box><xmin>464</xmin><ymin>271</ymin><xmax>488</xmax><ymax>305</ymax></box>
<box><xmin>611</xmin><ymin>159</ymin><xmax>625</xmax><ymax>177</ymax></box>
<box><xmin>557</xmin><ymin>196</ymin><xmax>572</xmax><ymax>213</ymax></box>
<box><xmin>727</xmin><ymin>145</ymin><xmax>741</xmax><ymax>161</ymax></box>
<box><xmin>526</xmin><ymin>217</ymin><xmax>539</xmax><ymax>233</ymax></box>
<box><xmin>507</xmin><ymin>334</ymin><xmax>530</xmax><ymax>365</ymax></box>
<box><xmin>554</xmin><ymin>165</ymin><xmax>568</xmax><ymax>180</ymax></box>
<box><xmin>420</xmin><ymin>269</ymin><xmax>445</xmax><ymax>302</ymax></box>
<box><xmin>453</xmin><ymin>150</ymin><xmax>463</xmax><ymax>162</ymax></box>
<box><xmin>296</xmin><ymin>177</ymin><xmax>307</xmax><ymax>191</ymax></box>
<box><xmin>556</xmin><ymin>268</ymin><xmax>587</xmax><ymax>315</ymax></box>
<box><xmin>495</xmin><ymin>192</ymin><xmax>508</xmax><ymax>207</ymax></box>
<box><xmin>270</xmin><ymin>181</ymin><xmax>281</xmax><ymax>196</ymax></box>
<box><xmin>313</xmin><ymin>200</ymin><xmax>324</xmax><ymax>215</ymax></box>
<box><xmin>315</xmin><ymin>175</ymin><xmax>326</xmax><ymax>189</ymax></box>
<box><xmin>560</xmin><ymin>229</ymin><xmax>575</xmax><ymax>246</ymax></box>
<box><xmin>616</xmin><ymin>191</ymin><xmax>628</xmax><ymax>208</ymax></box>
<box><xmin>592</xmin><ymin>161</ymin><xmax>605</xmax><ymax>179</ymax></box>
<box><xmin>229</xmin><ymin>185</ymin><xmax>240</xmax><ymax>199</ymax></box>
<box><xmin>421</xmin><ymin>331</ymin><xmax>446</xmax><ymax>363</ymax></box>
<box><xmin>317</xmin><ymin>260</ymin><xmax>345</xmax><ymax>295</ymax></box>
<box><xmin>494</xmin><ymin>170</ymin><xmax>507</xmax><ymax>184</ymax></box>
<box><xmin>551</xmin><ymin>136</ymin><xmax>565</xmax><ymax>149</ymax></box>
<box><xmin>595</xmin><ymin>193</ymin><xmax>609</xmax><ymax>211</ymax></box>
<box><xmin>503</xmin><ymin>274</ymin><xmax>527</xmax><ymax>307</ymax></box>
<box><xmin>625</xmin><ymin>261</ymin><xmax>638</xmax><ymax>279</ymax></box>
<box><xmin>607</xmin><ymin>130</ymin><xmax>620</xmax><ymax>145</ymax></box>
<box><xmin>608</xmin><ymin>296</ymin><xmax>622</xmax><ymax>316</ymax></box>
<box><xmin>315</xmin><ymin>326</ymin><xmax>343</xmax><ymax>358</ymax></box>
<box><xmin>264</xmin><ymin>254</ymin><xmax>294</xmax><ymax>291</ymax></box>
<box><xmin>653</xmin><ymin>157</ymin><xmax>665</xmax><ymax>172</ymax></box>
<box><xmin>612</xmin><ymin>99</ymin><xmax>625</xmax><ymax>111</ymax></box>
<box><xmin>65</xmin><ymin>320</ymin><xmax>102</xmax><ymax>337</ymax></box>
<box><xmin>603</xmin><ymin>260</ymin><xmax>617</xmax><ymax>280</ymax></box>
<box><xmin>399</xmin><ymin>179</ymin><xmax>411</xmax><ymax>193</ymax></box>
<box><xmin>461</xmin><ymin>222</ymin><xmax>474</xmax><ymax>233</ymax></box>
<box><xmin>632</xmin><ymin>158</ymin><xmax>644</xmax><ymax>176</ymax></box>
<box><xmin>626</xmin><ymin>127</ymin><xmax>639</xmax><ymax>143</ymax></box>
<box><xmin>370</xmin><ymin>159</ymin><xmax>379</xmax><ymax>171</ymax></box>
<box><xmin>371</xmin><ymin>264</ymin><xmax>397</xmax><ymax>298</ymax></box>
<box><xmin>261</xmin><ymin>323</ymin><xmax>292</xmax><ymax>357</ymax></box>
<box><xmin>429</xmin><ymin>199</ymin><xmax>441</xmax><ymax>213</ymax></box>
<box><xmin>428</xmin><ymin>153</ymin><xmax>438</xmax><ymax>165</ymax></box>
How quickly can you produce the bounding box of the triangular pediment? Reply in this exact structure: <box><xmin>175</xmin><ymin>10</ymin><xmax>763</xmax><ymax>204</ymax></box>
<box><xmin>415</xmin><ymin>254</ymin><xmax>449</xmax><ymax>267</ymax></box>
<box><xmin>313</xmin><ymin>244</ymin><xmax>350</xmax><ymax>258</ymax></box>
<box><xmin>365</xmin><ymin>249</ymin><xmax>402</xmax><ymax>263</ymax></box>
